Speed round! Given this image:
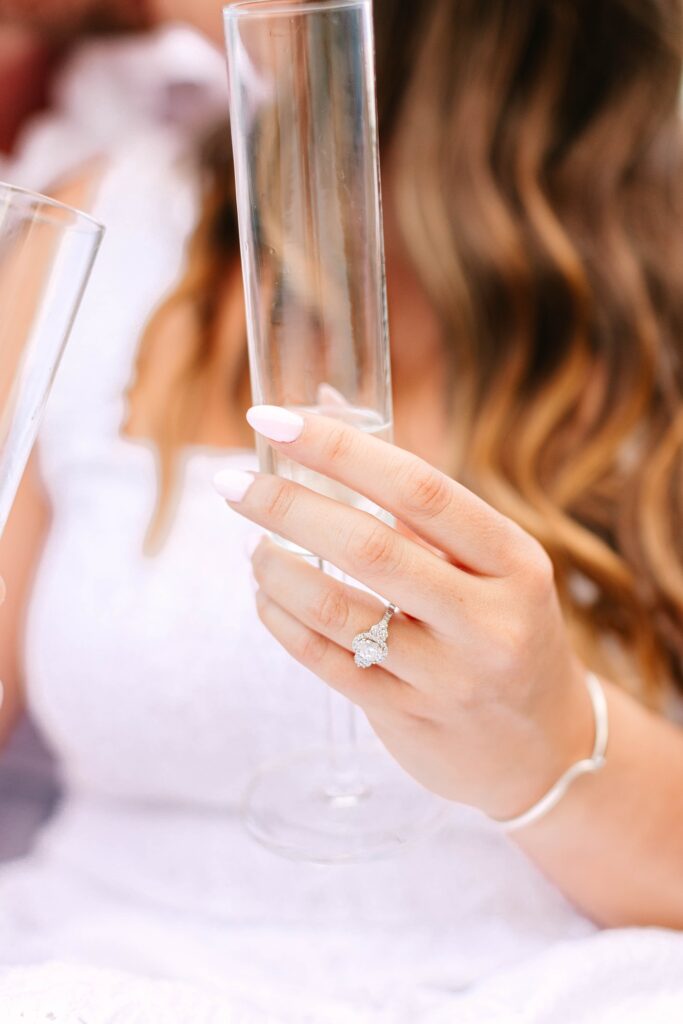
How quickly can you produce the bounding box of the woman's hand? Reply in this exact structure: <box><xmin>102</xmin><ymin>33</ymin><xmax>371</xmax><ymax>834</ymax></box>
<box><xmin>214</xmin><ymin>405</ymin><xmax>594</xmax><ymax>821</ymax></box>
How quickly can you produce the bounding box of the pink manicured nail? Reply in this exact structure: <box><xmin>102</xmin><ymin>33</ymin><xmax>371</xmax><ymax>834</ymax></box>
<box><xmin>212</xmin><ymin>468</ymin><xmax>255</xmax><ymax>503</ymax></box>
<box><xmin>246</xmin><ymin>405</ymin><xmax>304</xmax><ymax>443</ymax></box>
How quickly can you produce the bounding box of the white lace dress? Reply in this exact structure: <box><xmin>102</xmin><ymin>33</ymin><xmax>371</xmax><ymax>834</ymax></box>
<box><xmin>1</xmin><ymin>29</ymin><xmax>683</xmax><ymax>1024</ymax></box>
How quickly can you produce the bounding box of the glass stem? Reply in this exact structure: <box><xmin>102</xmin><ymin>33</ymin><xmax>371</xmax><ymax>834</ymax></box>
<box><xmin>317</xmin><ymin>558</ymin><xmax>367</xmax><ymax>799</ymax></box>
<box><xmin>325</xmin><ymin>687</ymin><xmax>366</xmax><ymax>798</ymax></box>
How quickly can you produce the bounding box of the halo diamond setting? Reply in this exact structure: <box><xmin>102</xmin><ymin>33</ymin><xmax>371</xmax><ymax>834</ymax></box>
<box><xmin>352</xmin><ymin>605</ymin><xmax>396</xmax><ymax>669</ymax></box>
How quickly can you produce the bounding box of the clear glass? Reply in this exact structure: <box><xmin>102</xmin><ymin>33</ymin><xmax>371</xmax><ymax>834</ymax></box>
<box><xmin>225</xmin><ymin>0</ymin><xmax>444</xmax><ymax>862</ymax></box>
<box><xmin>0</xmin><ymin>182</ymin><xmax>103</xmax><ymax>534</ymax></box>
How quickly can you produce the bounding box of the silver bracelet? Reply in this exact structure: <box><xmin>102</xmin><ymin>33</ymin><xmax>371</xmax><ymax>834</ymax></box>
<box><xmin>495</xmin><ymin>671</ymin><xmax>609</xmax><ymax>833</ymax></box>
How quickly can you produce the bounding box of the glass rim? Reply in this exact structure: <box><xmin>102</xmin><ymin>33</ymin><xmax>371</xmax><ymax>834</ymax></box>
<box><xmin>225</xmin><ymin>0</ymin><xmax>368</xmax><ymax>20</ymax></box>
<box><xmin>0</xmin><ymin>181</ymin><xmax>104</xmax><ymax>235</ymax></box>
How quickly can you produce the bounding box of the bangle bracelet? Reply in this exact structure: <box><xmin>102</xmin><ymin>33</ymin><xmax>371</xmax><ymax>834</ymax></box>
<box><xmin>495</xmin><ymin>670</ymin><xmax>609</xmax><ymax>833</ymax></box>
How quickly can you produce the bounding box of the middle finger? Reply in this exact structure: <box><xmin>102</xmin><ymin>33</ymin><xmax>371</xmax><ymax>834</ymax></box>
<box><xmin>251</xmin><ymin>537</ymin><xmax>439</xmax><ymax>684</ymax></box>
<box><xmin>213</xmin><ymin>468</ymin><xmax>472</xmax><ymax>630</ymax></box>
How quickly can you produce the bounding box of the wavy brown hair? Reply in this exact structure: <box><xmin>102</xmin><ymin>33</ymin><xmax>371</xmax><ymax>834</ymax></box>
<box><xmin>126</xmin><ymin>0</ymin><xmax>683</xmax><ymax>702</ymax></box>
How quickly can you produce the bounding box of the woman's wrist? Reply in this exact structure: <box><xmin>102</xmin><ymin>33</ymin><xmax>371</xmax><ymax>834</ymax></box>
<box><xmin>508</xmin><ymin>680</ymin><xmax>683</xmax><ymax>927</ymax></box>
<box><xmin>509</xmin><ymin>679</ymin><xmax>683</xmax><ymax>929</ymax></box>
<box><xmin>514</xmin><ymin>678</ymin><xmax>625</xmax><ymax>836</ymax></box>
<box><xmin>476</xmin><ymin>655</ymin><xmax>596</xmax><ymax>823</ymax></box>
<box><xmin>492</xmin><ymin>670</ymin><xmax>608</xmax><ymax>831</ymax></box>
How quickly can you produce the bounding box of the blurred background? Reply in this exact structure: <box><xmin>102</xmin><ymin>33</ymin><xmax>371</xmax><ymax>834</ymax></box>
<box><xmin>0</xmin><ymin>23</ymin><xmax>54</xmax><ymax>156</ymax></box>
<box><xmin>0</xmin><ymin>0</ymin><xmax>230</xmax><ymax>862</ymax></box>
<box><xmin>0</xmin><ymin>14</ymin><xmax>70</xmax><ymax>864</ymax></box>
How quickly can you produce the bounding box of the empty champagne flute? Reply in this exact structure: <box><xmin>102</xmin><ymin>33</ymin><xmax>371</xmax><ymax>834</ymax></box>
<box><xmin>0</xmin><ymin>182</ymin><xmax>103</xmax><ymax>540</ymax></box>
<box><xmin>225</xmin><ymin>0</ymin><xmax>444</xmax><ymax>861</ymax></box>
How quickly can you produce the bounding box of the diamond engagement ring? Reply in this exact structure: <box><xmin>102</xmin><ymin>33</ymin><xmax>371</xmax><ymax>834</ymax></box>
<box><xmin>352</xmin><ymin>604</ymin><xmax>397</xmax><ymax>669</ymax></box>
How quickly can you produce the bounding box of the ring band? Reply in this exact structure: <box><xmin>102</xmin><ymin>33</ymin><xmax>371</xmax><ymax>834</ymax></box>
<box><xmin>352</xmin><ymin>604</ymin><xmax>397</xmax><ymax>669</ymax></box>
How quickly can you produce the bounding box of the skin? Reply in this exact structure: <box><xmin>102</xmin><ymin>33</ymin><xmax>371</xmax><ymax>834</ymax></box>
<box><xmin>224</xmin><ymin>411</ymin><xmax>683</xmax><ymax>929</ymax></box>
<box><xmin>1</xmin><ymin>0</ymin><xmax>683</xmax><ymax>930</ymax></box>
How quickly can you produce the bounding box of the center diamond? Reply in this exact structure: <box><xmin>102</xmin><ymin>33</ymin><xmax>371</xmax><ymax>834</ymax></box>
<box><xmin>352</xmin><ymin>633</ymin><xmax>388</xmax><ymax>668</ymax></box>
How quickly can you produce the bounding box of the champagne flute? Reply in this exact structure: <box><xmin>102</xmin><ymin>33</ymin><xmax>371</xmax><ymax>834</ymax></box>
<box><xmin>0</xmin><ymin>183</ymin><xmax>103</xmax><ymax>539</ymax></box>
<box><xmin>224</xmin><ymin>0</ymin><xmax>444</xmax><ymax>862</ymax></box>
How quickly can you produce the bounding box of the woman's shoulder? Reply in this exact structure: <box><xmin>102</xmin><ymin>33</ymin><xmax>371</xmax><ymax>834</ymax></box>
<box><xmin>4</xmin><ymin>25</ymin><xmax>227</xmax><ymax>197</ymax></box>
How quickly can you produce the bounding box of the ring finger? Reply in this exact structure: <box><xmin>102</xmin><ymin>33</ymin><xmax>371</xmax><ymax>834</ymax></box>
<box><xmin>251</xmin><ymin>537</ymin><xmax>437</xmax><ymax>684</ymax></box>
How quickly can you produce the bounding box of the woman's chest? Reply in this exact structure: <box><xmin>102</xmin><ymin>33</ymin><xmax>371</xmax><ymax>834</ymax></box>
<box><xmin>23</xmin><ymin>445</ymin><xmax>341</xmax><ymax>807</ymax></box>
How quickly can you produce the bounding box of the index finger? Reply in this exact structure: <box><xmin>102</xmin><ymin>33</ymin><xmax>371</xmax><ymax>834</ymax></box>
<box><xmin>245</xmin><ymin>405</ymin><xmax>532</xmax><ymax>576</ymax></box>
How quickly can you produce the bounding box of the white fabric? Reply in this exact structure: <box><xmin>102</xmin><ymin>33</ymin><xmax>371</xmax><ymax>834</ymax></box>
<box><xmin>3</xmin><ymin>928</ymin><xmax>683</xmax><ymax>1024</ymax></box>
<box><xmin>1</xmin><ymin>28</ymin><xmax>683</xmax><ymax>1023</ymax></box>
<box><xmin>1</xmin><ymin>24</ymin><xmax>228</xmax><ymax>193</ymax></box>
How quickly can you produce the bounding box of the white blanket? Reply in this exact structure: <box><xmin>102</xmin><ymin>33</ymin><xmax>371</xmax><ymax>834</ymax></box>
<box><xmin>2</xmin><ymin>927</ymin><xmax>682</xmax><ymax>1023</ymax></box>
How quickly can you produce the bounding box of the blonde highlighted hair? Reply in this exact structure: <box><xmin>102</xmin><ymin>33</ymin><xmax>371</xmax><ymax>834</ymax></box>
<box><xmin>127</xmin><ymin>0</ymin><xmax>683</xmax><ymax>701</ymax></box>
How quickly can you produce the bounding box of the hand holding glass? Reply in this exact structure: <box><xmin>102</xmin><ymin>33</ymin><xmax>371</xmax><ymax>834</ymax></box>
<box><xmin>225</xmin><ymin>0</ymin><xmax>443</xmax><ymax>861</ymax></box>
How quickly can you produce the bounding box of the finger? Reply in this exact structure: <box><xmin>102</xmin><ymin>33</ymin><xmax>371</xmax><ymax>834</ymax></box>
<box><xmin>245</xmin><ymin>405</ymin><xmax>534</xmax><ymax>576</ymax></box>
<box><xmin>213</xmin><ymin>467</ymin><xmax>471</xmax><ymax>630</ymax></box>
<box><xmin>254</xmin><ymin>589</ymin><xmax>413</xmax><ymax>717</ymax></box>
<box><xmin>252</xmin><ymin>537</ymin><xmax>437</xmax><ymax>683</ymax></box>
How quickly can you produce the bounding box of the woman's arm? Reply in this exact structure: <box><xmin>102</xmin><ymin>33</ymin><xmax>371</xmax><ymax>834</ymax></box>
<box><xmin>0</xmin><ymin>455</ymin><xmax>50</xmax><ymax>750</ymax></box>
<box><xmin>516</xmin><ymin>681</ymin><xmax>683</xmax><ymax>928</ymax></box>
<box><xmin>213</xmin><ymin>405</ymin><xmax>683</xmax><ymax>931</ymax></box>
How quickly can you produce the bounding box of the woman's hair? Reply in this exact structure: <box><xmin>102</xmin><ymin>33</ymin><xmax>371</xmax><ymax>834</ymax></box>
<box><xmin>127</xmin><ymin>0</ymin><xmax>683</xmax><ymax>701</ymax></box>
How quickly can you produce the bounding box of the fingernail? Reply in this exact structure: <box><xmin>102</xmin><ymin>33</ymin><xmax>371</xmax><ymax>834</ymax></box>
<box><xmin>212</xmin><ymin>468</ymin><xmax>255</xmax><ymax>503</ymax></box>
<box><xmin>246</xmin><ymin>405</ymin><xmax>304</xmax><ymax>443</ymax></box>
<box><xmin>316</xmin><ymin>383</ymin><xmax>349</xmax><ymax>409</ymax></box>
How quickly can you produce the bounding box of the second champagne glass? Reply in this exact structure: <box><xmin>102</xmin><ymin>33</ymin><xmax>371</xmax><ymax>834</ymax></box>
<box><xmin>0</xmin><ymin>182</ymin><xmax>103</xmax><ymax>535</ymax></box>
<box><xmin>225</xmin><ymin>0</ymin><xmax>444</xmax><ymax>862</ymax></box>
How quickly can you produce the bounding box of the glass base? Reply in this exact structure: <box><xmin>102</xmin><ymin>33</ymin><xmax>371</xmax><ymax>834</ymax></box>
<box><xmin>242</xmin><ymin>746</ymin><xmax>447</xmax><ymax>864</ymax></box>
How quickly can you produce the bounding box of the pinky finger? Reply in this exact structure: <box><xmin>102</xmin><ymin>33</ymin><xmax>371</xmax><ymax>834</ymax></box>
<box><xmin>255</xmin><ymin>590</ymin><xmax>412</xmax><ymax>717</ymax></box>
